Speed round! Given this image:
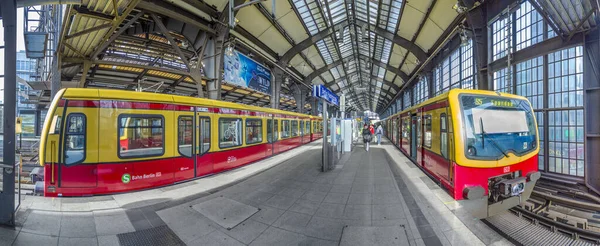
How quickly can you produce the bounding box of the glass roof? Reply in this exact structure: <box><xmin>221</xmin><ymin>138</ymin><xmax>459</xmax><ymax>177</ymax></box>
<box><xmin>292</xmin><ymin>0</ymin><xmax>403</xmax><ymax>111</ymax></box>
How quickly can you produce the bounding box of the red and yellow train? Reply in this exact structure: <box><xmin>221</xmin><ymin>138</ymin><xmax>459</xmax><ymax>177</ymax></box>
<box><xmin>39</xmin><ymin>88</ymin><xmax>323</xmax><ymax>197</ymax></box>
<box><xmin>383</xmin><ymin>89</ymin><xmax>541</xmax><ymax>218</ymax></box>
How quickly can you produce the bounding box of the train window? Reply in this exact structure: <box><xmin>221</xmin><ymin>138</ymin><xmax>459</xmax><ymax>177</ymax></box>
<box><xmin>178</xmin><ymin>116</ymin><xmax>193</xmax><ymax>157</ymax></box>
<box><xmin>417</xmin><ymin>117</ymin><xmax>422</xmax><ymax>147</ymax></box>
<box><xmin>282</xmin><ymin>120</ymin><xmax>290</xmax><ymax>138</ymax></box>
<box><xmin>64</xmin><ymin>113</ymin><xmax>86</xmax><ymax>165</ymax></box>
<box><xmin>246</xmin><ymin>119</ymin><xmax>263</xmax><ymax>144</ymax></box>
<box><xmin>118</xmin><ymin>115</ymin><xmax>164</xmax><ymax>158</ymax></box>
<box><xmin>219</xmin><ymin>118</ymin><xmax>242</xmax><ymax>148</ymax></box>
<box><xmin>300</xmin><ymin>121</ymin><xmax>304</xmax><ymax>136</ymax></box>
<box><xmin>424</xmin><ymin>115</ymin><xmax>432</xmax><ymax>148</ymax></box>
<box><xmin>305</xmin><ymin>121</ymin><xmax>310</xmax><ymax>134</ymax></box>
<box><xmin>50</xmin><ymin>115</ymin><xmax>62</xmax><ymax>134</ymax></box>
<box><xmin>313</xmin><ymin>121</ymin><xmax>316</xmax><ymax>133</ymax></box>
<box><xmin>199</xmin><ymin>117</ymin><xmax>211</xmax><ymax>154</ymax></box>
<box><xmin>292</xmin><ymin>121</ymin><xmax>299</xmax><ymax>137</ymax></box>
<box><xmin>267</xmin><ymin>119</ymin><xmax>275</xmax><ymax>143</ymax></box>
<box><xmin>274</xmin><ymin>120</ymin><xmax>279</xmax><ymax>140</ymax></box>
<box><xmin>441</xmin><ymin>114</ymin><xmax>448</xmax><ymax>158</ymax></box>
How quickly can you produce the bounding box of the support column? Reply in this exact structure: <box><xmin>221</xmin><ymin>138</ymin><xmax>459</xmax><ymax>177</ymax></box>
<box><xmin>50</xmin><ymin>4</ymin><xmax>62</xmax><ymax>99</ymax></box>
<box><xmin>426</xmin><ymin>71</ymin><xmax>434</xmax><ymax>99</ymax></box>
<box><xmin>584</xmin><ymin>28</ymin><xmax>600</xmax><ymax>194</ymax></box>
<box><xmin>1</xmin><ymin>0</ymin><xmax>17</xmax><ymax>226</ymax></box>
<box><xmin>270</xmin><ymin>70</ymin><xmax>282</xmax><ymax>109</ymax></box>
<box><xmin>463</xmin><ymin>0</ymin><xmax>489</xmax><ymax>90</ymax></box>
<box><xmin>292</xmin><ymin>83</ymin><xmax>308</xmax><ymax>114</ymax></box>
<box><xmin>310</xmin><ymin>97</ymin><xmax>319</xmax><ymax>116</ymax></box>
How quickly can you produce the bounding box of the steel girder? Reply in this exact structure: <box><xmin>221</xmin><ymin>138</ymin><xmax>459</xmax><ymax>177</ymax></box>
<box><xmin>279</xmin><ymin>19</ymin><xmax>428</xmax><ymax>68</ymax></box>
<box><xmin>304</xmin><ymin>56</ymin><xmax>407</xmax><ymax>88</ymax></box>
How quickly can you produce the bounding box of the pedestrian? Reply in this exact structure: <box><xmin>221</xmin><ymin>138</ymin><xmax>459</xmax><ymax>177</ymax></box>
<box><xmin>362</xmin><ymin>124</ymin><xmax>373</xmax><ymax>151</ymax></box>
<box><xmin>376</xmin><ymin>124</ymin><xmax>383</xmax><ymax>145</ymax></box>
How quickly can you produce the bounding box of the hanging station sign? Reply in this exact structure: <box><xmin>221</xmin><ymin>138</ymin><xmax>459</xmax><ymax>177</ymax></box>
<box><xmin>312</xmin><ymin>84</ymin><xmax>339</xmax><ymax>106</ymax></box>
<box><xmin>223</xmin><ymin>49</ymin><xmax>272</xmax><ymax>95</ymax></box>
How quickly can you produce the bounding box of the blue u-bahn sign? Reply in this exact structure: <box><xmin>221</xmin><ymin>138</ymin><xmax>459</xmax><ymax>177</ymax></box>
<box><xmin>312</xmin><ymin>84</ymin><xmax>339</xmax><ymax>106</ymax></box>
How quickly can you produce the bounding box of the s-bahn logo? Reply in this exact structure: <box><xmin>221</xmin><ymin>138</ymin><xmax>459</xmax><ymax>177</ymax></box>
<box><xmin>122</xmin><ymin>173</ymin><xmax>131</xmax><ymax>184</ymax></box>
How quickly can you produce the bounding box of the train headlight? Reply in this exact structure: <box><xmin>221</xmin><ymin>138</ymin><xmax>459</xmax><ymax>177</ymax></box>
<box><xmin>511</xmin><ymin>182</ymin><xmax>525</xmax><ymax>196</ymax></box>
<box><xmin>495</xmin><ymin>177</ymin><xmax>527</xmax><ymax>198</ymax></box>
<box><xmin>467</xmin><ymin>146</ymin><xmax>477</xmax><ymax>156</ymax></box>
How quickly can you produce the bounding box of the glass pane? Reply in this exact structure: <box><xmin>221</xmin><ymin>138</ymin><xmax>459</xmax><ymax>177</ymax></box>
<box><xmin>119</xmin><ymin>116</ymin><xmax>164</xmax><ymax>158</ymax></box>
<box><xmin>200</xmin><ymin>117</ymin><xmax>211</xmax><ymax>153</ymax></box>
<box><xmin>178</xmin><ymin>116</ymin><xmax>193</xmax><ymax>157</ymax></box>
<box><xmin>219</xmin><ymin>118</ymin><xmax>241</xmax><ymax>148</ymax></box>
<box><xmin>246</xmin><ymin>119</ymin><xmax>263</xmax><ymax>144</ymax></box>
<box><xmin>65</xmin><ymin>114</ymin><xmax>86</xmax><ymax>165</ymax></box>
<box><xmin>267</xmin><ymin>119</ymin><xmax>273</xmax><ymax>143</ymax></box>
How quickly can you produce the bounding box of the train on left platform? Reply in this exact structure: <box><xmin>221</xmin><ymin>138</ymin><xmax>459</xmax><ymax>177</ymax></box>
<box><xmin>381</xmin><ymin>89</ymin><xmax>541</xmax><ymax>218</ymax></box>
<box><xmin>39</xmin><ymin>88</ymin><xmax>323</xmax><ymax>197</ymax></box>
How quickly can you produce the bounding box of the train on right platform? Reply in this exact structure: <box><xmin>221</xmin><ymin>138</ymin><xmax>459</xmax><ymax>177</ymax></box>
<box><xmin>382</xmin><ymin>89</ymin><xmax>541</xmax><ymax>218</ymax></box>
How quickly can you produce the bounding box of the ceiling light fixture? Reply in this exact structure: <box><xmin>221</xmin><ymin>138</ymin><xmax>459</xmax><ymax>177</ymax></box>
<box><xmin>453</xmin><ymin>1</ymin><xmax>468</xmax><ymax>14</ymax></box>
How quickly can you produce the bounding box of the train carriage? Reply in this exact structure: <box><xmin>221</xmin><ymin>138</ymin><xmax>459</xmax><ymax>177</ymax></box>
<box><xmin>39</xmin><ymin>88</ymin><xmax>323</xmax><ymax>197</ymax></box>
<box><xmin>383</xmin><ymin>89</ymin><xmax>541</xmax><ymax>218</ymax></box>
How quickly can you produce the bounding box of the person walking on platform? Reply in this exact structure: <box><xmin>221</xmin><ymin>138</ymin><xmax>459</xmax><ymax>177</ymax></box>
<box><xmin>376</xmin><ymin>124</ymin><xmax>383</xmax><ymax>145</ymax></box>
<box><xmin>362</xmin><ymin>124</ymin><xmax>373</xmax><ymax>151</ymax></box>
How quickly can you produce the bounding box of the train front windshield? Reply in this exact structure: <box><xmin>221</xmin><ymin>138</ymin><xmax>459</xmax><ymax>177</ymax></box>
<box><xmin>460</xmin><ymin>95</ymin><xmax>537</xmax><ymax>160</ymax></box>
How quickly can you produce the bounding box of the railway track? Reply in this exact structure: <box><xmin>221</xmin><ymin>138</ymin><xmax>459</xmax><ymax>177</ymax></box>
<box><xmin>484</xmin><ymin>181</ymin><xmax>600</xmax><ymax>245</ymax></box>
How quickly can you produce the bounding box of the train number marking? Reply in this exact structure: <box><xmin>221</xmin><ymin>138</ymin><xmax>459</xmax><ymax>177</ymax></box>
<box><xmin>227</xmin><ymin>156</ymin><xmax>237</xmax><ymax>163</ymax></box>
<box><xmin>503</xmin><ymin>166</ymin><xmax>510</xmax><ymax>173</ymax></box>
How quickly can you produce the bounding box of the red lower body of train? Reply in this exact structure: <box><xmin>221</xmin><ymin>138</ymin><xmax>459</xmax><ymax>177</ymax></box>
<box><xmin>386</xmin><ymin>132</ymin><xmax>540</xmax><ymax>218</ymax></box>
<box><xmin>43</xmin><ymin>134</ymin><xmax>322</xmax><ymax>197</ymax></box>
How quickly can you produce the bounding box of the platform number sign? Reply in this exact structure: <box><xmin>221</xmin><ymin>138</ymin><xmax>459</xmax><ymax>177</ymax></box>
<box><xmin>122</xmin><ymin>173</ymin><xmax>131</xmax><ymax>184</ymax></box>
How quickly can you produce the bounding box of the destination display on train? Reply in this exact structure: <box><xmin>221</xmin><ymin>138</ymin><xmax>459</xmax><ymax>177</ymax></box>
<box><xmin>223</xmin><ymin>49</ymin><xmax>272</xmax><ymax>94</ymax></box>
<box><xmin>473</xmin><ymin>97</ymin><xmax>517</xmax><ymax>108</ymax></box>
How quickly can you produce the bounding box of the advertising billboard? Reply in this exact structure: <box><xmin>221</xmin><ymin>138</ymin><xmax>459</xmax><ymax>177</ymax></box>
<box><xmin>223</xmin><ymin>50</ymin><xmax>272</xmax><ymax>95</ymax></box>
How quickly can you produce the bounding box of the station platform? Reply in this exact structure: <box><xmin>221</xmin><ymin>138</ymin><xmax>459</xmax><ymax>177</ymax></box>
<box><xmin>0</xmin><ymin>139</ymin><xmax>512</xmax><ymax>246</ymax></box>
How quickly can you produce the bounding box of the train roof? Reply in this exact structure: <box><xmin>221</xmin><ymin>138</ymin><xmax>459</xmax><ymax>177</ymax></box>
<box><xmin>387</xmin><ymin>89</ymin><xmax>529</xmax><ymax>119</ymax></box>
<box><xmin>59</xmin><ymin>88</ymin><xmax>321</xmax><ymax>119</ymax></box>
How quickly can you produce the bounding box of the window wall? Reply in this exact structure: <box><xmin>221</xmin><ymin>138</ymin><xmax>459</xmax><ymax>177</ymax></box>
<box><xmin>490</xmin><ymin>0</ymin><xmax>585</xmax><ymax>177</ymax></box>
<box><xmin>402</xmin><ymin>91</ymin><xmax>411</xmax><ymax>110</ymax></box>
<box><xmin>413</xmin><ymin>76</ymin><xmax>428</xmax><ymax>105</ymax></box>
<box><xmin>433</xmin><ymin>39</ymin><xmax>476</xmax><ymax>95</ymax></box>
<box><xmin>547</xmin><ymin>47</ymin><xmax>584</xmax><ymax>176</ymax></box>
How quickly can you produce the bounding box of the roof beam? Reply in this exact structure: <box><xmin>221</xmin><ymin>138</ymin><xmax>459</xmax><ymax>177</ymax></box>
<box><xmin>137</xmin><ymin>0</ymin><xmax>215</xmax><ymax>35</ymax></box>
<box><xmin>91</xmin><ymin>10</ymin><xmax>144</xmax><ymax>59</ymax></box>
<box><xmin>324</xmin><ymin>73</ymin><xmax>399</xmax><ymax>94</ymax></box>
<box><xmin>65</xmin><ymin>23</ymin><xmax>113</xmax><ymax>39</ymax></box>
<box><xmin>72</xmin><ymin>5</ymin><xmax>115</xmax><ymax>21</ymax></box>
<box><xmin>65</xmin><ymin>57</ymin><xmax>191</xmax><ymax>77</ymax></box>
<box><xmin>279</xmin><ymin>19</ymin><xmax>427</xmax><ymax>66</ymax></box>
<box><xmin>304</xmin><ymin>54</ymin><xmax>408</xmax><ymax>84</ymax></box>
<box><xmin>233</xmin><ymin>25</ymin><xmax>280</xmax><ymax>60</ymax></box>
<box><xmin>150</xmin><ymin>13</ymin><xmax>190</xmax><ymax>69</ymax></box>
<box><xmin>179</xmin><ymin>0</ymin><xmax>219</xmax><ymax>18</ymax></box>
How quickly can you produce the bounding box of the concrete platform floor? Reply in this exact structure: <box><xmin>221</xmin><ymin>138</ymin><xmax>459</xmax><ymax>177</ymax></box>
<box><xmin>0</xmin><ymin>139</ymin><xmax>512</xmax><ymax>246</ymax></box>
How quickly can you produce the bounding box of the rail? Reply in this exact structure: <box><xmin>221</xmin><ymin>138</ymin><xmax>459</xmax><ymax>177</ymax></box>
<box><xmin>484</xmin><ymin>181</ymin><xmax>600</xmax><ymax>245</ymax></box>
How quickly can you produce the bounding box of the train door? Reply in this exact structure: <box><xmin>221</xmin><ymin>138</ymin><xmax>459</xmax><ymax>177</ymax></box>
<box><xmin>59</xmin><ymin>105</ymin><xmax>98</xmax><ymax>188</ymax></box>
<box><xmin>266</xmin><ymin>117</ymin><xmax>275</xmax><ymax>156</ymax></box>
<box><xmin>300</xmin><ymin>121</ymin><xmax>304</xmax><ymax>144</ymax></box>
<box><xmin>417</xmin><ymin>111</ymin><xmax>424</xmax><ymax>167</ymax></box>
<box><xmin>396</xmin><ymin>118</ymin><xmax>400</xmax><ymax>146</ymax></box>
<box><xmin>196</xmin><ymin>111</ymin><xmax>213</xmax><ymax>177</ymax></box>
<box><xmin>440</xmin><ymin>112</ymin><xmax>452</xmax><ymax>182</ymax></box>
<box><xmin>174</xmin><ymin>110</ymin><xmax>195</xmax><ymax>182</ymax></box>
<box><xmin>410</xmin><ymin>115</ymin><xmax>417</xmax><ymax>159</ymax></box>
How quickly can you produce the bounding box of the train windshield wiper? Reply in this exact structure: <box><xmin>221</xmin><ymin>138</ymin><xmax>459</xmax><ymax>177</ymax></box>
<box><xmin>479</xmin><ymin>117</ymin><xmax>509</xmax><ymax>158</ymax></box>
